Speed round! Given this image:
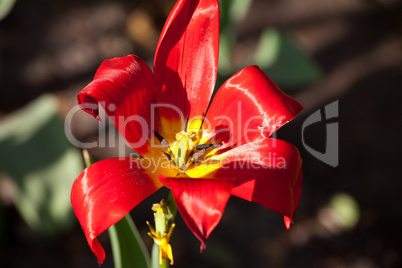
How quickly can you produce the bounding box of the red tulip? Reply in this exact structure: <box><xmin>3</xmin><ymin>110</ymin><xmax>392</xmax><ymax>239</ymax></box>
<box><xmin>71</xmin><ymin>0</ymin><xmax>303</xmax><ymax>264</ymax></box>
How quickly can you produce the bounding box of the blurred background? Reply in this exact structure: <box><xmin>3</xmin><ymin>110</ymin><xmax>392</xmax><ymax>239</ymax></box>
<box><xmin>0</xmin><ymin>0</ymin><xmax>401</xmax><ymax>267</ymax></box>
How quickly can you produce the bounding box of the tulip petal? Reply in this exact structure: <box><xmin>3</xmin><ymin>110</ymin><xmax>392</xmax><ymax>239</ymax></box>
<box><xmin>77</xmin><ymin>55</ymin><xmax>156</xmax><ymax>157</ymax></box>
<box><xmin>186</xmin><ymin>138</ymin><xmax>302</xmax><ymax>219</ymax></box>
<box><xmin>285</xmin><ymin>167</ymin><xmax>303</xmax><ymax>228</ymax></box>
<box><xmin>284</xmin><ymin>216</ymin><xmax>292</xmax><ymax>230</ymax></box>
<box><xmin>224</xmin><ymin>139</ymin><xmax>302</xmax><ymax>218</ymax></box>
<box><xmin>154</xmin><ymin>0</ymin><xmax>220</xmax><ymax>135</ymax></box>
<box><xmin>159</xmin><ymin>175</ymin><xmax>233</xmax><ymax>251</ymax></box>
<box><xmin>204</xmin><ymin>66</ymin><xmax>303</xmax><ymax>148</ymax></box>
<box><xmin>71</xmin><ymin>157</ymin><xmax>162</xmax><ymax>264</ymax></box>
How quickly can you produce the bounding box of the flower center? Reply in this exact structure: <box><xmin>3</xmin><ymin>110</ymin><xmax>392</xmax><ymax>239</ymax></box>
<box><xmin>153</xmin><ymin>127</ymin><xmax>221</xmax><ymax>174</ymax></box>
<box><xmin>169</xmin><ymin>130</ymin><xmax>200</xmax><ymax>172</ymax></box>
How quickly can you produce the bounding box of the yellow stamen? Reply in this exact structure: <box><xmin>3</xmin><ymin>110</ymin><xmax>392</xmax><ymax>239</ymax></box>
<box><xmin>147</xmin><ymin>220</ymin><xmax>175</xmax><ymax>264</ymax></box>
<box><xmin>168</xmin><ymin>130</ymin><xmax>200</xmax><ymax>172</ymax></box>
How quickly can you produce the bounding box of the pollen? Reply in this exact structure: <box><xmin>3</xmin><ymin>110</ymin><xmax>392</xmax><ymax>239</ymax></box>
<box><xmin>168</xmin><ymin>130</ymin><xmax>200</xmax><ymax>171</ymax></box>
<box><xmin>154</xmin><ymin>126</ymin><xmax>221</xmax><ymax>174</ymax></box>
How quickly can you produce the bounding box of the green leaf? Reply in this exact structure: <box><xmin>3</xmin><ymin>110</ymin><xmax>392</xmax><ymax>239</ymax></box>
<box><xmin>253</xmin><ymin>28</ymin><xmax>281</xmax><ymax>69</ymax></box>
<box><xmin>0</xmin><ymin>94</ymin><xmax>83</xmax><ymax>234</ymax></box>
<box><xmin>253</xmin><ymin>28</ymin><xmax>323</xmax><ymax>87</ymax></box>
<box><xmin>0</xmin><ymin>0</ymin><xmax>17</xmax><ymax>21</ymax></box>
<box><xmin>218</xmin><ymin>0</ymin><xmax>252</xmax><ymax>24</ymax></box>
<box><xmin>218</xmin><ymin>0</ymin><xmax>252</xmax><ymax>77</ymax></box>
<box><xmin>109</xmin><ymin>214</ymin><xmax>151</xmax><ymax>268</ymax></box>
<box><xmin>228</xmin><ymin>0</ymin><xmax>252</xmax><ymax>23</ymax></box>
<box><xmin>218</xmin><ymin>29</ymin><xmax>234</xmax><ymax>76</ymax></box>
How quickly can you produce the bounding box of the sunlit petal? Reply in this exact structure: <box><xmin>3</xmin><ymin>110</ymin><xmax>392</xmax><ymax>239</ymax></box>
<box><xmin>159</xmin><ymin>175</ymin><xmax>234</xmax><ymax>251</ymax></box>
<box><xmin>71</xmin><ymin>157</ymin><xmax>163</xmax><ymax>264</ymax></box>
<box><xmin>204</xmin><ymin>66</ymin><xmax>303</xmax><ymax>148</ymax></box>
<box><xmin>77</xmin><ymin>55</ymin><xmax>156</xmax><ymax>157</ymax></box>
<box><xmin>154</xmin><ymin>0</ymin><xmax>220</xmax><ymax>134</ymax></box>
<box><xmin>186</xmin><ymin>138</ymin><xmax>302</xmax><ymax>219</ymax></box>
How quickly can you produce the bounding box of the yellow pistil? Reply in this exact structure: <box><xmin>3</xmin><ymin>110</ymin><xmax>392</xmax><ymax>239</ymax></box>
<box><xmin>155</xmin><ymin>119</ymin><xmax>222</xmax><ymax>175</ymax></box>
<box><xmin>168</xmin><ymin>130</ymin><xmax>200</xmax><ymax>172</ymax></box>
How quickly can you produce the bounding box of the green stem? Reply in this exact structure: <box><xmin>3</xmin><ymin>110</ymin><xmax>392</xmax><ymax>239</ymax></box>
<box><xmin>150</xmin><ymin>191</ymin><xmax>177</xmax><ymax>268</ymax></box>
<box><xmin>151</xmin><ymin>243</ymin><xmax>170</xmax><ymax>268</ymax></box>
<box><xmin>109</xmin><ymin>215</ymin><xmax>151</xmax><ymax>268</ymax></box>
<box><xmin>167</xmin><ymin>191</ymin><xmax>177</xmax><ymax>221</ymax></box>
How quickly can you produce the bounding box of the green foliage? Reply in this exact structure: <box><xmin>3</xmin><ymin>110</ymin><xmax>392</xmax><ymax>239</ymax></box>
<box><xmin>218</xmin><ymin>0</ymin><xmax>252</xmax><ymax>75</ymax></box>
<box><xmin>0</xmin><ymin>0</ymin><xmax>16</xmax><ymax>21</ymax></box>
<box><xmin>0</xmin><ymin>94</ymin><xmax>82</xmax><ymax>234</ymax></box>
<box><xmin>253</xmin><ymin>28</ymin><xmax>323</xmax><ymax>87</ymax></box>
<box><xmin>217</xmin><ymin>0</ymin><xmax>322</xmax><ymax>88</ymax></box>
<box><xmin>109</xmin><ymin>215</ymin><xmax>151</xmax><ymax>268</ymax></box>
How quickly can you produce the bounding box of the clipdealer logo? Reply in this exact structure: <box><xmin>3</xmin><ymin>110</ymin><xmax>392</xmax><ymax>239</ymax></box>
<box><xmin>301</xmin><ymin>101</ymin><xmax>339</xmax><ymax>167</ymax></box>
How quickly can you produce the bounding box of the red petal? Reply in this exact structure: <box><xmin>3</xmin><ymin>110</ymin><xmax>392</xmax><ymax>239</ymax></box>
<box><xmin>211</xmin><ymin>138</ymin><xmax>302</xmax><ymax>218</ymax></box>
<box><xmin>77</xmin><ymin>55</ymin><xmax>156</xmax><ymax>157</ymax></box>
<box><xmin>284</xmin><ymin>167</ymin><xmax>303</xmax><ymax>228</ymax></box>
<box><xmin>154</xmin><ymin>0</ymin><xmax>219</xmax><ymax>129</ymax></box>
<box><xmin>284</xmin><ymin>216</ymin><xmax>292</xmax><ymax>230</ymax></box>
<box><xmin>71</xmin><ymin>158</ymin><xmax>162</xmax><ymax>264</ymax></box>
<box><xmin>159</xmin><ymin>175</ymin><xmax>233</xmax><ymax>251</ymax></box>
<box><xmin>204</xmin><ymin>66</ymin><xmax>303</xmax><ymax>147</ymax></box>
